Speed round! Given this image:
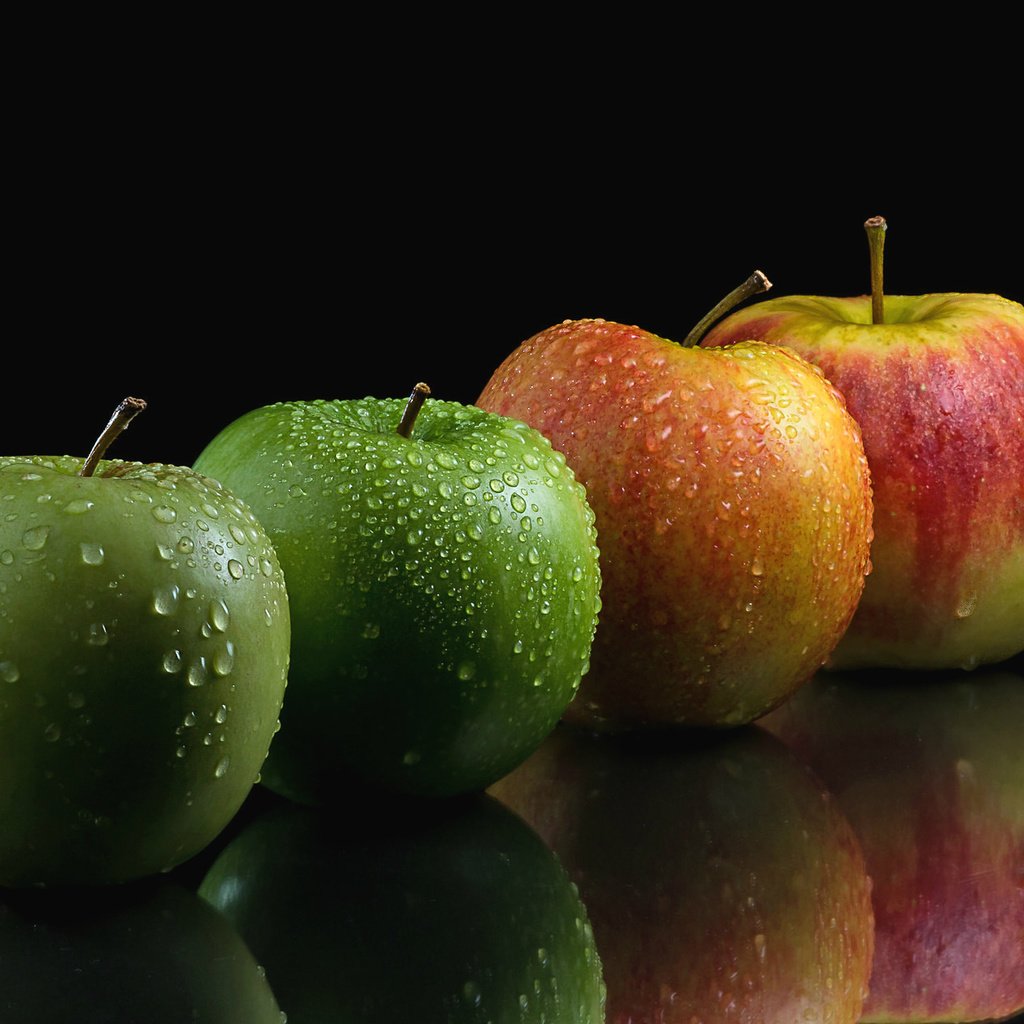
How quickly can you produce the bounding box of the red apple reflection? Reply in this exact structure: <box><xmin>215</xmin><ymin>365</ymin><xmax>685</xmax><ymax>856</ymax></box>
<box><xmin>489</xmin><ymin>723</ymin><xmax>874</xmax><ymax>1023</ymax></box>
<box><xmin>762</xmin><ymin>670</ymin><xmax>1024</xmax><ymax>1022</ymax></box>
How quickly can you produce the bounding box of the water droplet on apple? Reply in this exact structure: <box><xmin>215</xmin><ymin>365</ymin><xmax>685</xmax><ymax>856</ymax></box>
<box><xmin>461</xmin><ymin>981</ymin><xmax>481</xmax><ymax>1007</ymax></box>
<box><xmin>86</xmin><ymin>623</ymin><xmax>109</xmax><ymax>646</ymax></box>
<box><xmin>162</xmin><ymin>650</ymin><xmax>184</xmax><ymax>674</ymax></box>
<box><xmin>176</xmin><ymin>745</ymin><xmax>187</xmax><ymax>759</ymax></box>
<box><xmin>177</xmin><ymin>536</ymin><xmax>195</xmax><ymax>554</ymax></box>
<box><xmin>362</xmin><ymin>622</ymin><xmax>381</xmax><ymax>639</ymax></box>
<box><xmin>750</xmin><ymin>558</ymin><xmax>765</xmax><ymax>576</ymax></box>
<box><xmin>488</xmin><ymin>507</ymin><xmax>501</xmax><ymax>525</ymax></box>
<box><xmin>43</xmin><ymin>722</ymin><xmax>61</xmax><ymax>742</ymax></box>
<box><xmin>153</xmin><ymin>584</ymin><xmax>181</xmax><ymax>616</ymax></box>
<box><xmin>187</xmin><ymin>658</ymin><xmax>209</xmax><ymax>687</ymax></box>
<box><xmin>213</xmin><ymin>643</ymin><xmax>235</xmax><ymax>677</ymax></box>
<box><xmin>456</xmin><ymin>660</ymin><xmax>476</xmax><ymax>681</ymax></box>
<box><xmin>63</xmin><ymin>499</ymin><xmax>95</xmax><ymax>515</ymax></box>
<box><xmin>527</xmin><ymin>547</ymin><xmax>541</xmax><ymax>565</ymax></box>
<box><xmin>214</xmin><ymin>756</ymin><xmax>230</xmax><ymax>778</ymax></box>
<box><xmin>510</xmin><ymin>493</ymin><xmax>527</xmax><ymax>514</ymax></box>
<box><xmin>215</xmin><ymin>704</ymin><xmax>228</xmax><ymax>724</ymax></box>
<box><xmin>954</xmin><ymin>592</ymin><xmax>977</xmax><ymax>619</ymax></box>
<box><xmin>402</xmin><ymin>750</ymin><xmax>421</xmax><ymax>766</ymax></box>
<box><xmin>512</xmin><ymin>639</ymin><xmax>524</xmax><ymax>655</ymax></box>
<box><xmin>1</xmin><ymin>661</ymin><xmax>20</xmax><ymax>682</ymax></box>
<box><xmin>21</xmin><ymin>525</ymin><xmax>49</xmax><ymax>550</ymax></box>
<box><xmin>227</xmin><ymin>559</ymin><xmax>244</xmax><ymax>579</ymax></box>
<box><xmin>156</xmin><ymin>543</ymin><xmax>175</xmax><ymax>561</ymax></box>
<box><xmin>209</xmin><ymin>599</ymin><xmax>230</xmax><ymax>632</ymax></box>
<box><xmin>0</xmin><ymin>549</ymin><xmax>13</xmax><ymax>565</ymax></box>
<box><xmin>152</xmin><ymin>506</ymin><xmax>176</xmax><ymax>524</ymax></box>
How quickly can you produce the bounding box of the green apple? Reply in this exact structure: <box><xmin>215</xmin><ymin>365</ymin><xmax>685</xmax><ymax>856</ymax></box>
<box><xmin>478</xmin><ymin>275</ymin><xmax>874</xmax><ymax>728</ymax></box>
<box><xmin>762</xmin><ymin>668</ymin><xmax>1024</xmax><ymax>1022</ymax></box>
<box><xmin>0</xmin><ymin>399</ymin><xmax>290</xmax><ymax>886</ymax></box>
<box><xmin>193</xmin><ymin>386</ymin><xmax>601</xmax><ymax>800</ymax></box>
<box><xmin>0</xmin><ymin>882</ymin><xmax>283</xmax><ymax>1023</ymax></box>
<box><xmin>489</xmin><ymin>723</ymin><xmax>875</xmax><ymax>1024</ymax></box>
<box><xmin>702</xmin><ymin>218</ymin><xmax>1024</xmax><ymax>669</ymax></box>
<box><xmin>198</xmin><ymin>794</ymin><xmax>606</xmax><ymax>1022</ymax></box>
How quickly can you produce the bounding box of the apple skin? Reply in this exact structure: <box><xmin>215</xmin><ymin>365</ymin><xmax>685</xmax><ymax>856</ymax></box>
<box><xmin>761</xmin><ymin>669</ymin><xmax>1024</xmax><ymax>1023</ymax></box>
<box><xmin>478</xmin><ymin>319</ymin><xmax>873</xmax><ymax>728</ymax></box>
<box><xmin>702</xmin><ymin>293</ymin><xmax>1024</xmax><ymax>670</ymax></box>
<box><xmin>0</xmin><ymin>456</ymin><xmax>290</xmax><ymax>887</ymax></box>
<box><xmin>198</xmin><ymin>793</ymin><xmax>607</xmax><ymax>1022</ymax></box>
<box><xmin>0</xmin><ymin>882</ymin><xmax>283</xmax><ymax>1023</ymax></box>
<box><xmin>193</xmin><ymin>396</ymin><xmax>601</xmax><ymax>800</ymax></box>
<box><xmin>489</xmin><ymin>722</ymin><xmax>875</xmax><ymax>1024</ymax></box>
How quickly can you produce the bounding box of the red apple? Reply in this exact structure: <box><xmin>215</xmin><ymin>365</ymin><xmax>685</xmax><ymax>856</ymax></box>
<box><xmin>762</xmin><ymin>669</ymin><xmax>1024</xmax><ymax>1022</ymax></box>
<box><xmin>478</xmin><ymin>275</ymin><xmax>873</xmax><ymax>728</ymax></box>
<box><xmin>702</xmin><ymin>218</ymin><xmax>1024</xmax><ymax>670</ymax></box>
<box><xmin>489</xmin><ymin>722</ymin><xmax>875</xmax><ymax>1024</ymax></box>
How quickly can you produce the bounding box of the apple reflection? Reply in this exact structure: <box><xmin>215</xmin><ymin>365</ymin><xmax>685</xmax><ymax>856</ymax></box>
<box><xmin>198</xmin><ymin>792</ymin><xmax>606</xmax><ymax>1022</ymax></box>
<box><xmin>489</xmin><ymin>723</ymin><xmax>875</xmax><ymax>1024</ymax></box>
<box><xmin>762</xmin><ymin>669</ymin><xmax>1024</xmax><ymax>1023</ymax></box>
<box><xmin>0</xmin><ymin>880</ymin><xmax>282</xmax><ymax>1023</ymax></box>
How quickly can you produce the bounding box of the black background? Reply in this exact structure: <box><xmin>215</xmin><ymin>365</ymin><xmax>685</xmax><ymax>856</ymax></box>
<box><xmin>7</xmin><ymin>64</ymin><xmax>1022</xmax><ymax>471</ymax></box>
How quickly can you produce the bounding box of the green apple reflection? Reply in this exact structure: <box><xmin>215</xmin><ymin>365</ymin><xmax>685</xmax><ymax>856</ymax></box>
<box><xmin>198</xmin><ymin>793</ymin><xmax>606</xmax><ymax>1022</ymax></box>
<box><xmin>762</xmin><ymin>669</ymin><xmax>1024</xmax><ymax>1023</ymax></box>
<box><xmin>490</xmin><ymin>723</ymin><xmax>875</xmax><ymax>1024</ymax></box>
<box><xmin>0</xmin><ymin>881</ymin><xmax>282</xmax><ymax>1023</ymax></box>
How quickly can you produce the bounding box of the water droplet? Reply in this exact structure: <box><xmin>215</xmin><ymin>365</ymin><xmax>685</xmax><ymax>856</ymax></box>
<box><xmin>0</xmin><ymin>661</ymin><xmax>20</xmax><ymax>683</ymax></box>
<box><xmin>209</xmin><ymin>599</ymin><xmax>230</xmax><ymax>632</ymax></box>
<box><xmin>86</xmin><ymin>623</ymin><xmax>109</xmax><ymax>646</ymax></box>
<box><xmin>0</xmin><ymin>550</ymin><xmax>13</xmax><ymax>565</ymax></box>
<box><xmin>212</xmin><ymin>643</ymin><xmax>235</xmax><ymax>677</ymax></box>
<box><xmin>510</xmin><ymin>493</ymin><xmax>527</xmax><ymax>514</ymax></box>
<box><xmin>177</xmin><ymin>536</ymin><xmax>195</xmax><ymax>554</ymax></box>
<box><xmin>488</xmin><ymin>507</ymin><xmax>501</xmax><ymax>525</ymax></box>
<box><xmin>183</xmin><ymin>711</ymin><xmax>198</xmax><ymax>727</ymax></box>
<box><xmin>527</xmin><ymin>546</ymin><xmax>541</xmax><ymax>565</ymax></box>
<box><xmin>750</xmin><ymin>558</ymin><xmax>765</xmax><ymax>576</ymax></box>
<box><xmin>22</xmin><ymin>526</ymin><xmax>50</xmax><ymax>550</ymax></box>
<box><xmin>152</xmin><ymin>584</ymin><xmax>181</xmax><ymax>616</ymax></box>
<box><xmin>163</xmin><ymin>650</ymin><xmax>184</xmax><ymax>674</ymax></box>
<box><xmin>227</xmin><ymin>559</ymin><xmax>244</xmax><ymax>580</ymax></box>
<box><xmin>215</xmin><ymin>704</ymin><xmax>228</xmax><ymax>724</ymax></box>
<box><xmin>488</xmin><ymin>479</ymin><xmax>505</xmax><ymax>493</ymax></box>
<box><xmin>955</xmin><ymin>592</ymin><xmax>977</xmax><ymax>619</ymax></box>
<box><xmin>462</xmin><ymin>981</ymin><xmax>482</xmax><ymax>1007</ymax></box>
<box><xmin>187</xmin><ymin>658</ymin><xmax>209</xmax><ymax>687</ymax></box>
<box><xmin>43</xmin><ymin>722</ymin><xmax>61</xmax><ymax>742</ymax></box>
<box><xmin>63</xmin><ymin>499</ymin><xmax>95</xmax><ymax>515</ymax></box>
<box><xmin>260</xmin><ymin>558</ymin><xmax>275</xmax><ymax>578</ymax></box>
<box><xmin>362</xmin><ymin>622</ymin><xmax>381</xmax><ymax>639</ymax></box>
<box><xmin>512</xmin><ymin>639</ymin><xmax>524</xmax><ymax>655</ymax></box>
<box><xmin>214</xmin><ymin>756</ymin><xmax>230</xmax><ymax>778</ymax></box>
<box><xmin>457</xmin><ymin>660</ymin><xmax>476</xmax><ymax>681</ymax></box>
<box><xmin>402</xmin><ymin>750</ymin><xmax>421</xmax><ymax>766</ymax></box>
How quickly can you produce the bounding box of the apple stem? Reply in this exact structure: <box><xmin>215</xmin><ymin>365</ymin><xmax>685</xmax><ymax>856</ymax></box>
<box><xmin>865</xmin><ymin>216</ymin><xmax>887</xmax><ymax>324</ymax></box>
<box><xmin>79</xmin><ymin>397</ymin><xmax>148</xmax><ymax>477</ymax></box>
<box><xmin>681</xmin><ymin>270</ymin><xmax>773</xmax><ymax>348</ymax></box>
<box><xmin>396</xmin><ymin>382</ymin><xmax>431</xmax><ymax>438</ymax></box>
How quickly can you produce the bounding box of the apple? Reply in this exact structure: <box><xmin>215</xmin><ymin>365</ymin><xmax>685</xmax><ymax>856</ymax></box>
<box><xmin>0</xmin><ymin>398</ymin><xmax>290</xmax><ymax>886</ymax></box>
<box><xmin>701</xmin><ymin>217</ymin><xmax>1024</xmax><ymax>670</ymax></box>
<box><xmin>477</xmin><ymin>274</ymin><xmax>873</xmax><ymax>728</ymax></box>
<box><xmin>761</xmin><ymin>668</ymin><xmax>1024</xmax><ymax>1023</ymax></box>
<box><xmin>0</xmin><ymin>881</ymin><xmax>283</xmax><ymax>1022</ymax></box>
<box><xmin>198</xmin><ymin>792</ymin><xmax>607</xmax><ymax>1022</ymax></box>
<box><xmin>489</xmin><ymin>722</ymin><xmax>875</xmax><ymax>1024</ymax></box>
<box><xmin>192</xmin><ymin>385</ymin><xmax>601</xmax><ymax>800</ymax></box>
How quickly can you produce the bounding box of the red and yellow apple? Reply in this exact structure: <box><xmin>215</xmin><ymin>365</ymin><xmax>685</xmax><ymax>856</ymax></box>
<box><xmin>478</xmin><ymin>278</ymin><xmax>873</xmax><ymax>728</ymax></box>
<box><xmin>702</xmin><ymin>220</ymin><xmax>1024</xmax><ymax>669</ymax></box>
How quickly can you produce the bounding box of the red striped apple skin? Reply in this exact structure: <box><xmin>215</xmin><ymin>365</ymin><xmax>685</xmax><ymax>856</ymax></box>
<box><xmin>703</xmin><ymin>293</ymin><xmax>1024</xmax><ymax>670</ymax></box>
<box><xmin>479</xmin><ymin>319</ymin><xmax>873</xmax><ymax>728</ymax></box>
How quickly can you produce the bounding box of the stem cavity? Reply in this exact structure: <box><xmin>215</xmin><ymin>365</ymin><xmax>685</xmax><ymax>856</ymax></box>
<box><xmin>682</xmin><ymin>270</ymin><xmax>772</xmax><ymax>348</ymax></box>
<box><xmin>397</xmin><ymin>382</ymin><xmax>431</xmax><ymax>438</ymax></box>
<box><xmin>79</xmin><ymin>397</ymin><xmax>147</xmax><ymax>477</ymax></box>
<box><xmin>865</xmin><ymin>215</ymin><xmax>887</xmax><ymax>324</ymax></box>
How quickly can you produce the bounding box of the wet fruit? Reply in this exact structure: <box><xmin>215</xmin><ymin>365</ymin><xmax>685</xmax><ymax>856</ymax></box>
<box><xmin>0</xmin><ymin>400</ymin><xmax>290</xmax><ymax>886</ymax></box>
<box><xmin>702</xmin><ymin>218</ymin><xmax>1024</xmax><ymax>669</ymax></box>
<box><xmin>192</xmin><ymin>387</ymin><xmax>601</xmax><ymax>800</ymax></box>
<box><xmin>478</xmin><ymin>277</ymin><xmax>873</xmax><ymax>728</ymax></box>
